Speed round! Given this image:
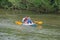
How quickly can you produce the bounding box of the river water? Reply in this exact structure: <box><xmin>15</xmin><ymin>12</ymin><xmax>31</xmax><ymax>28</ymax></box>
<box><xmin>0</xmin><ymin>15</ymin><xmax>60</xmax><ymax>40</ymax></box>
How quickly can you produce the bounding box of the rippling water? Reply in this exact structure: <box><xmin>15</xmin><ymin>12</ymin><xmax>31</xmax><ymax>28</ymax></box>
<box><xmin>0</xmin><ymin>15</ymin><xmax>60</xmax><ymax>40</ymax></box>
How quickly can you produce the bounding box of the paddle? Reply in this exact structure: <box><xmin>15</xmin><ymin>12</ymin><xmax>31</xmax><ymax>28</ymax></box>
<box><xmin>15</xmin><ymin>21</ymin><xmax>43</xmax><ymax>25</ymax></box>
<box><xmin>34</xmin><ymin>21</ymin><xmax>43</xmax><ymax>25</ymax></box>
<box><xmin>15</xmin><ymin>21</ymin><xmax>22</xmax><ymax>25</ymax></box>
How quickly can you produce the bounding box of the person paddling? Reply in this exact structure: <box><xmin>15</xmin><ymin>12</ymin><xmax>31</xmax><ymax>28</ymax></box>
<box><xmin>22</xmin><ymin>16</ymin><xmax>33</xmax><ymax>24</ymax></box>
<box><xmin>22</xmin><ymin>16</ymin><xmax>28</xmax><ymax>24</ymax></box>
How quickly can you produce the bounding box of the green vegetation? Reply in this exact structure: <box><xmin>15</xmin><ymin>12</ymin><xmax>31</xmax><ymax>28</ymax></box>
<box><xmin>0</xmin><ymin>0</ymin><xmax>12</xmax><ymax>8</ymax></box>
<box><xmin>0</xmin><ymin>0</ymin><xmax>60</xmax><ymax>13</ymax></box>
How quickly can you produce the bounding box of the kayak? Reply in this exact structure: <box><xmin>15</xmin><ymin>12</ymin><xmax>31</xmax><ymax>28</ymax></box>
<box><xmin>15</xmin><ymin>21</ymin><xmax>43</xmax><ymax>27</ymax></box>
<box><xmin>22</xmin><ymin>23</ymin><xmax>37</xmax><ymax>27</ymax></box>
<box><xmin>23</xmin><ymin>23</ymin><xmax>35</xmax><ymax>25</ymax></box>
